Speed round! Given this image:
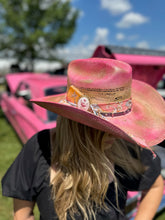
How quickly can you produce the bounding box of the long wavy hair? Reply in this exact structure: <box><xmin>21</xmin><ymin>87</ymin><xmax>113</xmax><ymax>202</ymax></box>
<box><xmin>50</xmin><ymin>116</ymin><xmax>145</xmax><ymax>220</ymax></box>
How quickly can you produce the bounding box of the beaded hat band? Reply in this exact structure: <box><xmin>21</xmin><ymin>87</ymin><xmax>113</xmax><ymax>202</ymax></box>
<box><xmin>66</xmin><ymin>85</ymin><xmax>132</xmax><ymax>117</ymax></box>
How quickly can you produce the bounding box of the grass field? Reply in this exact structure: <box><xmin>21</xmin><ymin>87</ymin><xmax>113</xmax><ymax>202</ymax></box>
<box><xmin>0</xmin><ymin>109</ymin><xmax>39</xmax><ymax>219</ymax></box>
<box><xmin>0</xmin><ymin>107</ymin><xmax>165</xmax><ymax>219</ymax></box>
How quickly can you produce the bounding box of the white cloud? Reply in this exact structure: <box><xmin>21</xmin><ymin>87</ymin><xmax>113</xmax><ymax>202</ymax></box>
<box><xmin>158</xmin><ymin>46</ymin><xmax>165</xmax><ymax>51</ymax></box>
<box><xmin>100</xmin><ymin>0</ymin><xmax>132</xmax><ymax>15</ymax></box>
<box><xmin>79</xmin><ymin>10</ymin><xmax>85</xmax><ymax>18</ymax></box>
<box><xmin>116</xmin><ymin>33</ymin><xmax>139</xmax><ymax>41</ymax></box>
<box><xmin>94</xmin><ymin>27</ymin><xmax>109</xmax><ymax>44</ymax></box>
<box><xmin>56</xmin><ymin>44</ymin><xmax>95</xmax><ymax>62</ymax></box>
<box><xmin>116</xmin><ymin>12</ymin><xmax>149</xmax><ymax>28</ymax></box>
<box><xmin>56</xmin><ymin>27</ymin><xmax>110</xmax><ymax>61</ymax></box>
<box><xmin>116</xmin><ymin>33</ymin><xmax>125</xmax><ymax>40</ymax></box>
<box><xmin>136</xmin><ymin>41</ymin><xmax>150</xmax><ymax>49</ymax></box>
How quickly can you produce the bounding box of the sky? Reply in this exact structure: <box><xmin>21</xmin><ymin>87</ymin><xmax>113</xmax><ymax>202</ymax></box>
<box><xmin>56</xmin><ymin>0</ymin><xmax>165</xmax><ymax>62</ymax></box>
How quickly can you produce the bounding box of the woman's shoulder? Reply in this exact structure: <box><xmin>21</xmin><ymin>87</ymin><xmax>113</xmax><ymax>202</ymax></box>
<box><xmin>26</xmin><ymin>129</ymin><xmax>51</xmax><ymax>147</ymax></box>
<box><xmin>9</xmin><ymin>128</ymin><xmax>52</xmax><ymax>172</ymax></box>
<box><xmin>24</xmin><ymin>129</ymin><xmax>51</xmax><ymax>160</ymax></box>
<box><xmin>1</xmin><ymin>129</ymin><xmax>52</xmax><ymax>201</ymax></box>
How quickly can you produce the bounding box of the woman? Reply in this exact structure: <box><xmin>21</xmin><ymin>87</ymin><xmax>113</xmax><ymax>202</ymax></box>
<box><xmin>2</xmin><ymin>58</ymin><xmax>165</xmax><ymax>220</ymax></box>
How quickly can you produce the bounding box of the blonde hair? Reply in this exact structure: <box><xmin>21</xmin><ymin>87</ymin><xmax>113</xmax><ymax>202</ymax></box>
<box><xmin>50</xmin><ymin>116</ymin><xmax>145</xmax><ymax>220</ymax></box>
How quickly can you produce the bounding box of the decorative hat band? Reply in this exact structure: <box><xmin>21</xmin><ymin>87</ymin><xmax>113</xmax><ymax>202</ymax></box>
<box><xmin>66</xmin><ymin>84</ymin><xmax>132</xmax><ymax>117</ymax></box>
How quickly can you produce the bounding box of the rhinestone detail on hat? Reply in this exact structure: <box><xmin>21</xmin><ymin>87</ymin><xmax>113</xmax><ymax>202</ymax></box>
<box><xmin>66</xmin><ymin>85</ymin><xmax>132</xmax><ymax>117</ymax></box>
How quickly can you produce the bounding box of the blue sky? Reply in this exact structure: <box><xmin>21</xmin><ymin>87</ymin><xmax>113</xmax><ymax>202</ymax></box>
<box><xmin>56</xmin><ymin>0</ymin><xmax>165</xmax><ymax>61</ymax></box>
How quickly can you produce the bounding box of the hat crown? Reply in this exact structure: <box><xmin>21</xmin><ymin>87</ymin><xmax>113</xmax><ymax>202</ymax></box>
<box><xmin>68</xmin><ymin>58</ymin><xmax>132</xmax><ymax>90</ymax></box>
<box><xmin>66</xmin><ymin>58</ymin><xmax>133</xmax><ymax>117</ymax></box>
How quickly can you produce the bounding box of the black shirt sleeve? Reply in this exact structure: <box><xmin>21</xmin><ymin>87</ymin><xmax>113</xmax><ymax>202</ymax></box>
<box><xmin>116</xmin><ymin>148</ymin><xmax>161</xmax><ymax>191</ymax></box>
<box><xmin>1</xmin><ymin>129</ymin><xmax>51</xmax><ymax>201</ymax></box>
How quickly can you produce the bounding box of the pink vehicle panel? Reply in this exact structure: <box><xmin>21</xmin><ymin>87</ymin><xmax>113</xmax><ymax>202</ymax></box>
<box><xmin>92</xmin><ymin>45</ymin><xmax>165</xmax><ymax>88</ymax></box>
<box><xmin>1</xmin><ymin>72</ymin><xmax>67</xmax><ymax>143</ymax></box>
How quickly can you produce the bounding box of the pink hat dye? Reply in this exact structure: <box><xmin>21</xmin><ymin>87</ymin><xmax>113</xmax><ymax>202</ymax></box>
<box><xmin>31</xmin><ymin>58</ymin><xmax>165</xmax><ymax>147</ymax></box>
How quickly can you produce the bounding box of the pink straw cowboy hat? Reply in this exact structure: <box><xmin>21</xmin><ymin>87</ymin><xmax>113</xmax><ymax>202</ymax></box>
<box><xmin>31</xmin><ymin>58</ymin><xmax>165</xmax><ymax>148</ymax></box>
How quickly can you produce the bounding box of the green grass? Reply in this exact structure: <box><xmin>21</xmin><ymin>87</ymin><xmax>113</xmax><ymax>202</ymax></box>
<box><xmin>0</xmin><ymin>109</ymin><xmax>39</xmax><ymax>219</ymax></box>
<box><xmin>0</xmin><ymin>109</ymin><xmax>21</xmax><ymax>219</ymax></box>
<box><xmin>0</xmin><ymin>108</ymin><xmax>165</xmax><ymax>220</ymax></box>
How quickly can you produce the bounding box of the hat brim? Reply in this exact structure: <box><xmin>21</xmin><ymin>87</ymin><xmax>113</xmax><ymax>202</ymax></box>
<box><xmin>31</xmin><ymin>80</ymin><xmax>165</xmax><ymax>147</ymax></box>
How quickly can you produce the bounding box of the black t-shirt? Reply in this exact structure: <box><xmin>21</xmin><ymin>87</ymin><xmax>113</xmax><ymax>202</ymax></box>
<box><xmin>1</xmin><ymin>129</ymin><xmax>161</xmax><ymax>220</ymax></box>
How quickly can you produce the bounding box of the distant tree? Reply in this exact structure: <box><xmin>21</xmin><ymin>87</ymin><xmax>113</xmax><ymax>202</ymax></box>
<box><xmin>0</xmin><ymin>0</ymin><xmax>79</xmax><ymax>71</ymax></box>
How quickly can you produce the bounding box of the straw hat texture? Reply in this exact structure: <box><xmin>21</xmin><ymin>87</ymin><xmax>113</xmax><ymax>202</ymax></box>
<box><xmin>31</xmin><ymin>58</ymin><xmax>165</xmax><ymax>148</ymax></box>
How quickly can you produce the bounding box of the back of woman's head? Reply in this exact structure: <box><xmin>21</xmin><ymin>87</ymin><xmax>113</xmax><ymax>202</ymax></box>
<box><xmin>51</xmin><ymin>116</ymin><xmax>145</xmax><ymax>220</ymax></box>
